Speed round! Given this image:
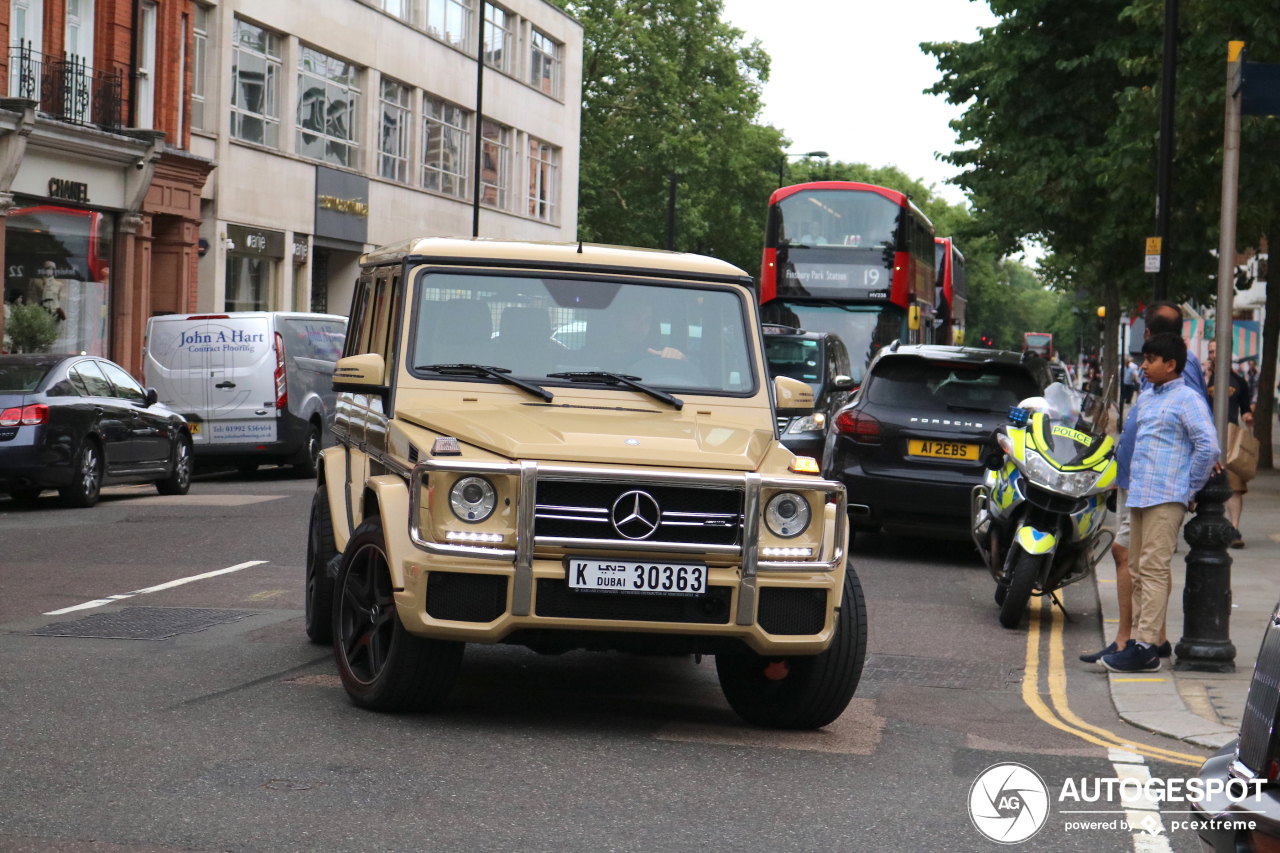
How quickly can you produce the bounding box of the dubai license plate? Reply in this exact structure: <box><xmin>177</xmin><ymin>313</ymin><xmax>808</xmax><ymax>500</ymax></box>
<box><xmin>908</xmin><ymin>439</ymin><xmax>980</xmax><ymax>461</ymax></box>
<box><xmin>567</xmin><ymin>559</ymin><xmax>707</xmax><ymax>596</ymax></box>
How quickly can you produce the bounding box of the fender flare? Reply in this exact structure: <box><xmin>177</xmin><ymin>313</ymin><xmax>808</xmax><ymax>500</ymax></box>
<box><xmin>1016</xmin><ymin>525</ymin><xmax>1057</xmax><ymax>555</ymax></box>
<box><xmin>321</xmin><ymin>446</ymin><xmax>350</xmax><ymax>552</ymax></box>
<box><xmin>367</xmin><ymin>474</ymin><xmax>411</xmax><ymax>590</ymax></box>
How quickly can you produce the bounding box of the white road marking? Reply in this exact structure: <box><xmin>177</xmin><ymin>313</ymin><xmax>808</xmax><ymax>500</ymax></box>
<box><xmin>43</xmin><ymin>561</ymin><xmax>269</xmax><ymax>615</ymax></box>
<box><xmin>1110</xmin><ymin>752</ymin><xmax>1173</xmax><ymax>853</ymax></box>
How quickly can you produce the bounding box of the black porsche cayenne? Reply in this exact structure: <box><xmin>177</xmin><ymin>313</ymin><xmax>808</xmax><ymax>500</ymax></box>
<box><xmin>822</xmin><ymin>344</ymin><xmax>1051</xmax><ymax>540</ymax></box>
<box><xmin>0</xmin><ymin>354</ymin><xmax>193</xmax><ymax>507</ymax></box>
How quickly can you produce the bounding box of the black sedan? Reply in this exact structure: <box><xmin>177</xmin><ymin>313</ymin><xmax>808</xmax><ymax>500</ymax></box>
<box><xmin>822</xmin><ymin>344</ymin><xmax>1050</xmax><ymax>540</ymax></box>
<box><xmin>0</xmin><ymin>354</ymin><xmax>193</xmax><ymax>507</ymax></box>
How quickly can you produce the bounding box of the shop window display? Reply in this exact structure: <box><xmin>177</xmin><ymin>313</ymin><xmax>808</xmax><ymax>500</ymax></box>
<box><xmin>3</xmin><ymin>205</ymin><xmax>113</xmax><ymax>356</ymax></box>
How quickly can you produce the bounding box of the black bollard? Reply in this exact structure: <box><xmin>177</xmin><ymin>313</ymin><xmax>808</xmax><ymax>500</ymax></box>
<box><xmin>1174</xmin><ymin>470</ymin><xmax>1237</xmax><ymax>672</ymax></box>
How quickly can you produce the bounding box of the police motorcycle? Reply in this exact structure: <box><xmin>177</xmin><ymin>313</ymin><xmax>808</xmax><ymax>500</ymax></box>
<box><xmin>971</xmin><ymin>382</ymin><xmax>1119</xmax><ymax>629</ymax></box>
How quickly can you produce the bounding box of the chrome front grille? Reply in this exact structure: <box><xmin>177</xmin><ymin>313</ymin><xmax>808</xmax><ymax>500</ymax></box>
<box><xmin>534</xmin><ymin>480</ymin><xmax>743</xmax><ymax>547</ymax></box>
<box><xmin>1238</xmin><ymin>602</ymin><xmax>1280</xmax><ymax>773</ymax></box>
<box><xmin>776</xmin><ymin>416</ymin><xmax>791</xmax><ymax>433</ymax></box>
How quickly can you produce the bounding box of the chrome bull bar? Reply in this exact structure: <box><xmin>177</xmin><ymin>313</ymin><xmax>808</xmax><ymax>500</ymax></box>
<box><xmin>405</xmin><ymin>459</ymin><xmax>847</xmax><ymax>624</ymax></box>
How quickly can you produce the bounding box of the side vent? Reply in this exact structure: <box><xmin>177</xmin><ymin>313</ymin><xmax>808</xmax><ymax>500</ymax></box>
<box><xmin>408</xmin><ymin>445</ymin><xmax>419</xmax><ymax>464</ymax></box>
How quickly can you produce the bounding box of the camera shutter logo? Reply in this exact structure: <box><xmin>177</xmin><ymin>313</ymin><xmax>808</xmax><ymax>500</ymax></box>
<box><xmin>968</xmin><ymin>763</ymin><xmax>1049</xmax><ymax>844</ymax></box>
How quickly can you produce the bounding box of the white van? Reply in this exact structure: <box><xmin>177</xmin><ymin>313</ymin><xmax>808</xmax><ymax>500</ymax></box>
<box><xmin>144</xmin><ymin>312</ymin><xmax>348</xmax><ymax>475</ymax></box>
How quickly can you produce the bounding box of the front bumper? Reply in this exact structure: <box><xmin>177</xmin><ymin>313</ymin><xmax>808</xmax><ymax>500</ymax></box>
<box><xmin>1191</xmin><ymin>741</ymin><xmax>1280</xmax><ymax>851</ymax></box>
<box><xmin>394</xmin><ymin>458</ymin><xmax>848</xmax><ymax>655</ymax></box>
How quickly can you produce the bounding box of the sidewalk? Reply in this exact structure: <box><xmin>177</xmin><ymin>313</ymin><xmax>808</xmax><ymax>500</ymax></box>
<box><xmin>1093</xmin><ymin>467</ymin><xmax>1280</xmax><ymax>750</ymax></box>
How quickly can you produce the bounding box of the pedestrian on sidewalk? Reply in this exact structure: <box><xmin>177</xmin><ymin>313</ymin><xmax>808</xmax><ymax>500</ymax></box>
<box><xmin>1205</xmin><ymin>339</ymin><xmax>1253</xmax><ymax>547</ymax></box>
<box><xmin>1099</xmin><ymin>333</ymin><xmax>1219</xmax><ymax>673</ymax></box>
<box><xmin>1081</xmin><ymin>302</ymin><xmax>1207</xmax><ymax>665</ymax></box>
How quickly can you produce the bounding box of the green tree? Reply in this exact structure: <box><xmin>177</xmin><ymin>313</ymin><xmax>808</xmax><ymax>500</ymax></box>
<box><xmin>555</xmin><ymin>0</ymin><xmax>785</xmax><ymax>274</ymax></box>
<box><xmin>6</xmin><ymin>303</ymin><xmax>58</xmax><ymax>353</ymax></box>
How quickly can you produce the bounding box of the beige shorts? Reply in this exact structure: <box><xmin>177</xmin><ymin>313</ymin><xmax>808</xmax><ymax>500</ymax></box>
<box><xmin>1114</xmin><ymin>488</ymin><xmax>1130</xmax><ymax>550</ymax></box>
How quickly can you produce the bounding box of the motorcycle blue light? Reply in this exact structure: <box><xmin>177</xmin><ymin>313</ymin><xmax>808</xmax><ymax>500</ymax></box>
<box><xmin>1008</xmin><ymin>407</ymin><xmax>1029</xmax><ymax>426</ymax></box>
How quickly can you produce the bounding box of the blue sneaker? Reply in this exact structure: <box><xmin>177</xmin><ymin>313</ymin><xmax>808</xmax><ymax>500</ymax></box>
<box><xmin>1080</xmin><ymin>641</ymin><xmax>1121</xmax><ymax>663</ymax></box>
<box><xmin>1157</xmin><ymin>641</ymin><xmax>1172</xmax><ymax>659</ymax></box>
<box><xmin>1101</xmin><ymin>642</ymin><xmax>1161</xmax><ymax>673</ymax></box>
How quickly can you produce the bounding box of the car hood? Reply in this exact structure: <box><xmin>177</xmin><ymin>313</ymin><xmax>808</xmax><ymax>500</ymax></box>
<box><xmin>394</xmin><ymin>389</ymin><xmax>776</xmax><ymax>470</ymax></box>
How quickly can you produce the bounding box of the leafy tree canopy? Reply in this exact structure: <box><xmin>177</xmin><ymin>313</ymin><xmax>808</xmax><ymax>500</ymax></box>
<box><xmin>553</xmin><ymin>0</ymin><xmax>785</xmax><ymax>274</ymax></box>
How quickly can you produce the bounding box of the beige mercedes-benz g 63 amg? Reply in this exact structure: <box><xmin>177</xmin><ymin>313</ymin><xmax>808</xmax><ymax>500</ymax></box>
<box><xmin>306</xmin><ymin>238</ymin><xmax>865</xmax><ymax>729</ymax></box>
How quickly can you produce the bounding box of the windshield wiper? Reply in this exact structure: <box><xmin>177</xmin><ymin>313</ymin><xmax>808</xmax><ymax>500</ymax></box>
<box><xmin>546</xmin><ymin>371</ymin><xmax>684</xmax><ymax>411</ymax></box>
<box><xmin>416</xmin><ymin>363</ymin><xmax>553</xmax><ymax>402</ymax></box>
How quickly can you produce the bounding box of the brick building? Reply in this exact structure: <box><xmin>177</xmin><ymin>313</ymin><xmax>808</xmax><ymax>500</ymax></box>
<box><xmin>0</xmin><ymin>0</ymin><xmax>212</xmax><ymax>378</ymax></box>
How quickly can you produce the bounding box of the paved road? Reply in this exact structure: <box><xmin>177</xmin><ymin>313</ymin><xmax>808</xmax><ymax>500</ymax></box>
<box><xmin>0</xmin><ymin>470</ymin><xmax>1218</xmax><ymax>852</ymax></box>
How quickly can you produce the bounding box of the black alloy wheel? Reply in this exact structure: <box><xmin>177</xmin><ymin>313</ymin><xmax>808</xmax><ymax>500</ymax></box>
<box><xmin>715</xmin><ymin>561</ymin><xmax>868</xmax><ymax>730</ymax></box>
<box><xmin>156</xmin><ymin>434</ymin><xmax>193</xmax><ymax>495</ymax></box>
<box><xmin>997</xmin><ymin>544</ymin><xmax>1042</xmax><ymax>629</ymax></box>
<box><xmin>333</xmin><ymin>517</ymin><xmax>465</xmax><ymax>711</ymax></box>
<box><xmin>305</xmin><ymin>488</ymin><xmax>337</xmax><ymax>644</ymax></box>
<box><xmin>60</xmin><ymin>440</ymin><xmax>103</xmax><ymax>508</ymax></box>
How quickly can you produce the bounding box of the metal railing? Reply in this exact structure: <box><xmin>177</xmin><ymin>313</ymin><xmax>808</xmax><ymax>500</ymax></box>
<box><xmin>8</xmin><ymin>41</ymin><xmax>124</xmax><ymax>129</ymax></box>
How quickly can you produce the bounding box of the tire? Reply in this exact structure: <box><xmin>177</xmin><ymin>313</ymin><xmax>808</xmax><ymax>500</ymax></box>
<box><xmin>156</xmin><ymin>434</ymin><xmax>193</xmax><ymax>495</ymax></box>
<box><xmin>333</xmin><ymin>517</ymin><xmax>465</xmax><ymax>711</ymax></box>
<box><xmin>998</xmin><ymin>544</ymin><xmax>1041</xmax><ymax>629</ymax></box>
<box><xmin>715</xmin><ymin>561</ymin><xmax>868</xmax><ymax>729</ymax></box>
<box><xmin>994</xmin><ymin>584</ymin><xmax>1008</xmax><ymax>606</ymax></box>
<box><xmin>294</xmin><ymin>423</ymin><xmax>322</xmax><ymax>479</ymax></box>
<box><xmin>305</xmin><ymin>488</ymin><xmax>338</xmax><ymax>645</ymax></box>
<box><xmin>59</xmin><ymin>440</ymin><xmax>103</xmax><ymax>508</ymax></box>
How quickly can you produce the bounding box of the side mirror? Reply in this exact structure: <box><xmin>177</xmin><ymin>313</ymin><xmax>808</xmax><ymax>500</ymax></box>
<box><xmin>333</xmin><ymin>353</ymin><xmax>388</xmax><ymax>394</ymax></box>
<box><xmin>774</xmin><ymin>375</ymin><xmax>815</xmax><ymax>416</ymax></box>
<box><xmin>831</xmin><ymin>374</ymin><xmax>855</xmax><ymax>390</ymax></box>
<box><xmin>144</xmin><ymin>387</ymin><xmax>159</xmax><ymax>407</ymax></box>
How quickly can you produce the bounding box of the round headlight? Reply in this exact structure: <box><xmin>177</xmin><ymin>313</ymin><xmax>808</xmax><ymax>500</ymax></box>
<box><xmin>449</xmin><ymin>476</ymin><xmax>496</xmax><ymax>523</ymax></box>
<box><xmin>765</xmin><ymin>492</ymin><xmax>811</xmax><ymax>539</ymax></box>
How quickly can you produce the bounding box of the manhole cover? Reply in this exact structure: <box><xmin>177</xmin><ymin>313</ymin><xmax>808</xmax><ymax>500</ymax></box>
<box><xmin>29</xmin><ymin>607</ymin><xmax>252</xmax><ymax>640</ymax></box>
<box><xmin>861</xmin><ymin>654</ymin><xmax>1022</xmax><ymax>691</ymax></box>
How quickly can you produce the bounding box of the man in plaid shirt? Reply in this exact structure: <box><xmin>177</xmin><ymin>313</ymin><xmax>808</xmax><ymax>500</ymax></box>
<box><xmin>1101</xmin><ymin>333</ymin><xmax>1220</xmax><ymax>672</ymax></box>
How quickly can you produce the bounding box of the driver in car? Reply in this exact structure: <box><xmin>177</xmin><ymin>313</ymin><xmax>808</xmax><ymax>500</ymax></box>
<box><xmin>618</xmin><ymin>302</ymin><xmax>686</xmax><ymax>361</ymax></box>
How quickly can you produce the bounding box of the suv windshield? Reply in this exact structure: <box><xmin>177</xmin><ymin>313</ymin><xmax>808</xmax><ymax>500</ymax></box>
<box><xmin>864</xmin><ymin>357</ymin><xmax>1038</xmax><ymax>414</ymax></box>
<box><xmin>764</xmin><ymin>336</ymin><xmax>822</xmax><ymax>393</ymax></box>
<box><xmin>411</xmin><ymin>273</ymin><xmax>755</xmax><ymax>394</ymax></box>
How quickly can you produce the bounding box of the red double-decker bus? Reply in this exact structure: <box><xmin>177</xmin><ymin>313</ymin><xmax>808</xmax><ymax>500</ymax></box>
<box><xmin>758</xmin><ymin>182</ymin><xmax>936</xmax><ymax>382</ymax></box>
<box><xmin>934</xmin><ymin>237</ymin><xmax>966</xmax><ymax>345</ymax></box>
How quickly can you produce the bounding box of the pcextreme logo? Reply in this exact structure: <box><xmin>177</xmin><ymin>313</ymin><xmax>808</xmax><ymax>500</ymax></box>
<box><xmin>969</xmin><ymin>763</ymin><xmax>1051</xmax><ymax>844</ymax></box>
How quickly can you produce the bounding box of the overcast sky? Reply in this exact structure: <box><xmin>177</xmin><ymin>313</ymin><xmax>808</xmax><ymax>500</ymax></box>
<box><xmin>719</xmin><ymin>0</ymin><xmax>998</xmax><ymax>206</ymax></box>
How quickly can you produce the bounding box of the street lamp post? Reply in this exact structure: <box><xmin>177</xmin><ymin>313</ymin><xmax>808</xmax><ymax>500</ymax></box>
<box><xmin>779</xmin><ymin>150</ymin><xmax>829</xmax><ymax>188</ymax></box>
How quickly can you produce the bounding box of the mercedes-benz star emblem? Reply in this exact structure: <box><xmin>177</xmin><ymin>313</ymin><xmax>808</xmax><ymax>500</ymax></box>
<box><xmin>611</xmin><ymin>490</ymin><xmax>661</xmax><ymax>540</ymax></box>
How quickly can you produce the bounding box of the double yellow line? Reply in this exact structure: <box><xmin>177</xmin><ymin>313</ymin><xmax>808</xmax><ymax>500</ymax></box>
<box><xmin>1021</xmin><ymin>596</ymin><xmax>1206</xmax><ymax>768</ymax></box>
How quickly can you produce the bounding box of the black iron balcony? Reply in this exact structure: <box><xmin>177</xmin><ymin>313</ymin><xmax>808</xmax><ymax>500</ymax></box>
<box><xmin>8</xmin><ymin>41</ymin><xmax>124</xmax><ymax>130</ymax></box>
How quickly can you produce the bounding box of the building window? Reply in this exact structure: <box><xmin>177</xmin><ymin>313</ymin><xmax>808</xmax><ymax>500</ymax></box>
<box><xmin>379</xmin><ymin>78</ymin><xmax>411</xmax><ymax>183</ymax></box>
<box><xmin>230</xmin><ymin>19</ymin><xmax>281</xmax><ymax>146</ymax></box>
<box><xmin>4</xmin><ymin>205</ymin><xmax>115</xmax><ymax>357</ymax></box>
<box><xmin>225</xmin><ymin>255</ymin><xmax>272</xmax><ymax>312</ymax></box>
<box><xmin>530</xmin><ymin>28</ymin><xmax>560</xmax><ymax>97</ymax></box>
<box><xmin>425</xmin><ymin>0</ymin><xmax>472</xmax><ymax>51</ymax></box>
<box><xmin>382</xmin><ymin>0</ymin><xmax>412</xmax><ymax>22</ymax></box>
<box><xmin>136</xmin><ymin>0</ymin><xmax>157</xmax><ymax>128</ymax></box>
<box><xmin>192</xmin><ymin>5</ymin><xmax>209</xmax><ymax>129</ymax></box>
<box><xmin>422</xmin><ymin>96</ymin><xmax>469</xmax><ymax>198</ymax></box>
<box><xmin>297</xmin><ymin>46</ymin><xmax>361</xmax><ymax>168</ymax></box>
<box><xmin>527</xmin><ymin>138</ymin><xmax>558</xmax><ymax>222</ymax></box>
<box><xmin>483</xmin><ymin>3</ymin><xmax>512</xmax><ymax>73</ymax></box>
<box><xmin>479</xmin><ymin>119</ymin><xmax>509</xmax><ymax>209</ymax></box>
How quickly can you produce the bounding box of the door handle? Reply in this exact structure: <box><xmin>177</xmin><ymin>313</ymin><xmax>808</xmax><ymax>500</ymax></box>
<box><xmin>215</xmin><ymin>381</ymin><xmax>236</xmax><ymax>389</ymax></box>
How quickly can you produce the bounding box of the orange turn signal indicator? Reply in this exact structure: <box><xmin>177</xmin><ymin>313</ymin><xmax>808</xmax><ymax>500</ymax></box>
<box><xmin>789</xmin><ymin>456</ymin><xmax>820</xmax><ymax>474</ymax></box>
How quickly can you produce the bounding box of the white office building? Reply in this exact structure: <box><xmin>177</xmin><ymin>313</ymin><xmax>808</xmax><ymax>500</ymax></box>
<box><xmin>189</xmin><ymin>0</ymin><xmax>582</xmax><ymax>316</ymax></box>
